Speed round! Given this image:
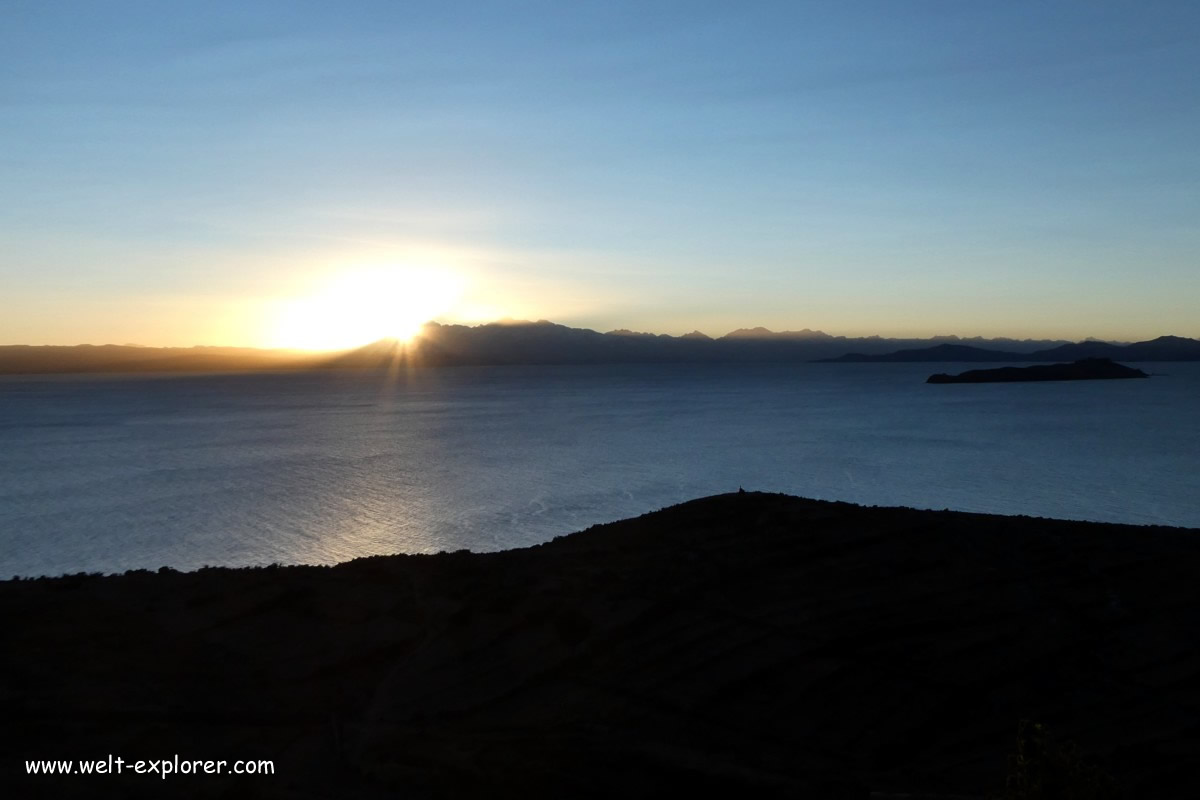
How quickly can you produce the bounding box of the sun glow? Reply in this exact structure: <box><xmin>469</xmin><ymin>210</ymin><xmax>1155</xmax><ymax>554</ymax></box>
<box><xmin>270</xmin><ymin>265</ymin><xmax>464</xmax><ymax>351</ymax></box>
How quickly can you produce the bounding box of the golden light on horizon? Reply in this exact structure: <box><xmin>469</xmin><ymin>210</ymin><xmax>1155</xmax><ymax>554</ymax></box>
<box><xmin>268</xmin><ymin>265</ymin><xmax>464</xmax><ymax>351</ymax></box>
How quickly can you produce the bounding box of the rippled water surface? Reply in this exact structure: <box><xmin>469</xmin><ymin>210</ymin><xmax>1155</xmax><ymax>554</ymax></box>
<box><xmin>2</xmin><ymin>363</ymin><xmax>1197</xmax><ymax>576</ymax></box>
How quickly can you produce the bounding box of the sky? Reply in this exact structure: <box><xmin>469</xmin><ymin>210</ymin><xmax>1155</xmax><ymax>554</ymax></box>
<box><xmin>2</xmin><ymin>0</ymin><xmax>1198</xmax><ymax>348</ymax></box>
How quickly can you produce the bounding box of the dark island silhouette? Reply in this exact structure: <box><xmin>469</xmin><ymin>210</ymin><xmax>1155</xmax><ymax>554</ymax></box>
<box><xmin>5</xmin><ymin>492</ymin><xmax>1200</xmax><ymax>797</ymax></box>
<box><xmin>927</xmin><ymin>358</ymin><xmax>1151</xmax><ymax>384</ymax></box>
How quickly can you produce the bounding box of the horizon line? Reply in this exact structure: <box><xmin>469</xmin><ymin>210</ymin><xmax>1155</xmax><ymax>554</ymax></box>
<box><xmin>2</xmin><ymin>318</ymin><xmax>1193</xmax><ymax>351</ymax></box>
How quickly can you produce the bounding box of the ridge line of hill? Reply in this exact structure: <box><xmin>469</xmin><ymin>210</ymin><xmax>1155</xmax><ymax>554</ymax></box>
<box><xmin>5</xmin><ymin>492</ymin><xmax>1200</xmax><ymax>796</ymax></box>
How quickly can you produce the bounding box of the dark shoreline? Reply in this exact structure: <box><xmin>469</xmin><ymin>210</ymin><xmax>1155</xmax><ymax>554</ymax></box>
<box><xmin>4</xmin><ymin>492</ymin><xmax>1199</xmax><ymax>797</ymax></box>
<box><xmin>4</xmin><ymin>326</ymin><xmax>1197</xmax><ymax>375</ymax></box>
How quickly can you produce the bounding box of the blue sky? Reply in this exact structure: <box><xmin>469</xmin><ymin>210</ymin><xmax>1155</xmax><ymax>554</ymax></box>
<box><xmin>3</xmin><ymin>1</ymin><xmax>1198</xmax><ymax>346</ymax></box>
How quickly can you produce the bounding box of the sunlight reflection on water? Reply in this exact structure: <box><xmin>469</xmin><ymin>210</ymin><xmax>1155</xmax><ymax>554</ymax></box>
<box><xmin>1</xmin><ymin>362</ymin><xmax>1197</xmax><ymax>576</ymax></box>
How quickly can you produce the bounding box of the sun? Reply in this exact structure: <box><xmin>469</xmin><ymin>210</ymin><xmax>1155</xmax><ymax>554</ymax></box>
<box><xmin>270</xmin><ymin>265</ymin><xmax>464</xmax><ymax>350</ymax></box>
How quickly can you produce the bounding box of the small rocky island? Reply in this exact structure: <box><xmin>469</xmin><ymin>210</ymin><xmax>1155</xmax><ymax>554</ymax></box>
<box><xmin>928</xmin><ymin>357</ymin><xmax>1149</xmax><ymax>384</ymax></box>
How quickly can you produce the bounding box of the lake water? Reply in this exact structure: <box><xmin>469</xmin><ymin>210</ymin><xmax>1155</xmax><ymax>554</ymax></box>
<box><xmin>1</xmin><ymin>363</ymin><xmax>1197</xmax><ymax>577</ymax></box>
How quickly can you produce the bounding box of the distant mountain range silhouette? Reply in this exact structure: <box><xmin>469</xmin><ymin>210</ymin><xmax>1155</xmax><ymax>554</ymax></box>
<box><xmin>0</xmin><ymin>344</ymin><xmax>318</xmax><ymax>375</ymax></box>
<box><xmin>319</xmin><ymin>321</ymin><xmax>1078</xmax><ymax>369</ymax></box>
<box><xmin>2</xmin><ymin>322</ymin><xmax>1197</xmax><ymax>374</ymax></box>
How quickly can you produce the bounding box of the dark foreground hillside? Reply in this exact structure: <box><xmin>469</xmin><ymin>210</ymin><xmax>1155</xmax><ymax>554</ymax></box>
<box><xmin>4</xmin><ymin>493</ymin><xmax>1200</xmax><ymax>798</ymax></box>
